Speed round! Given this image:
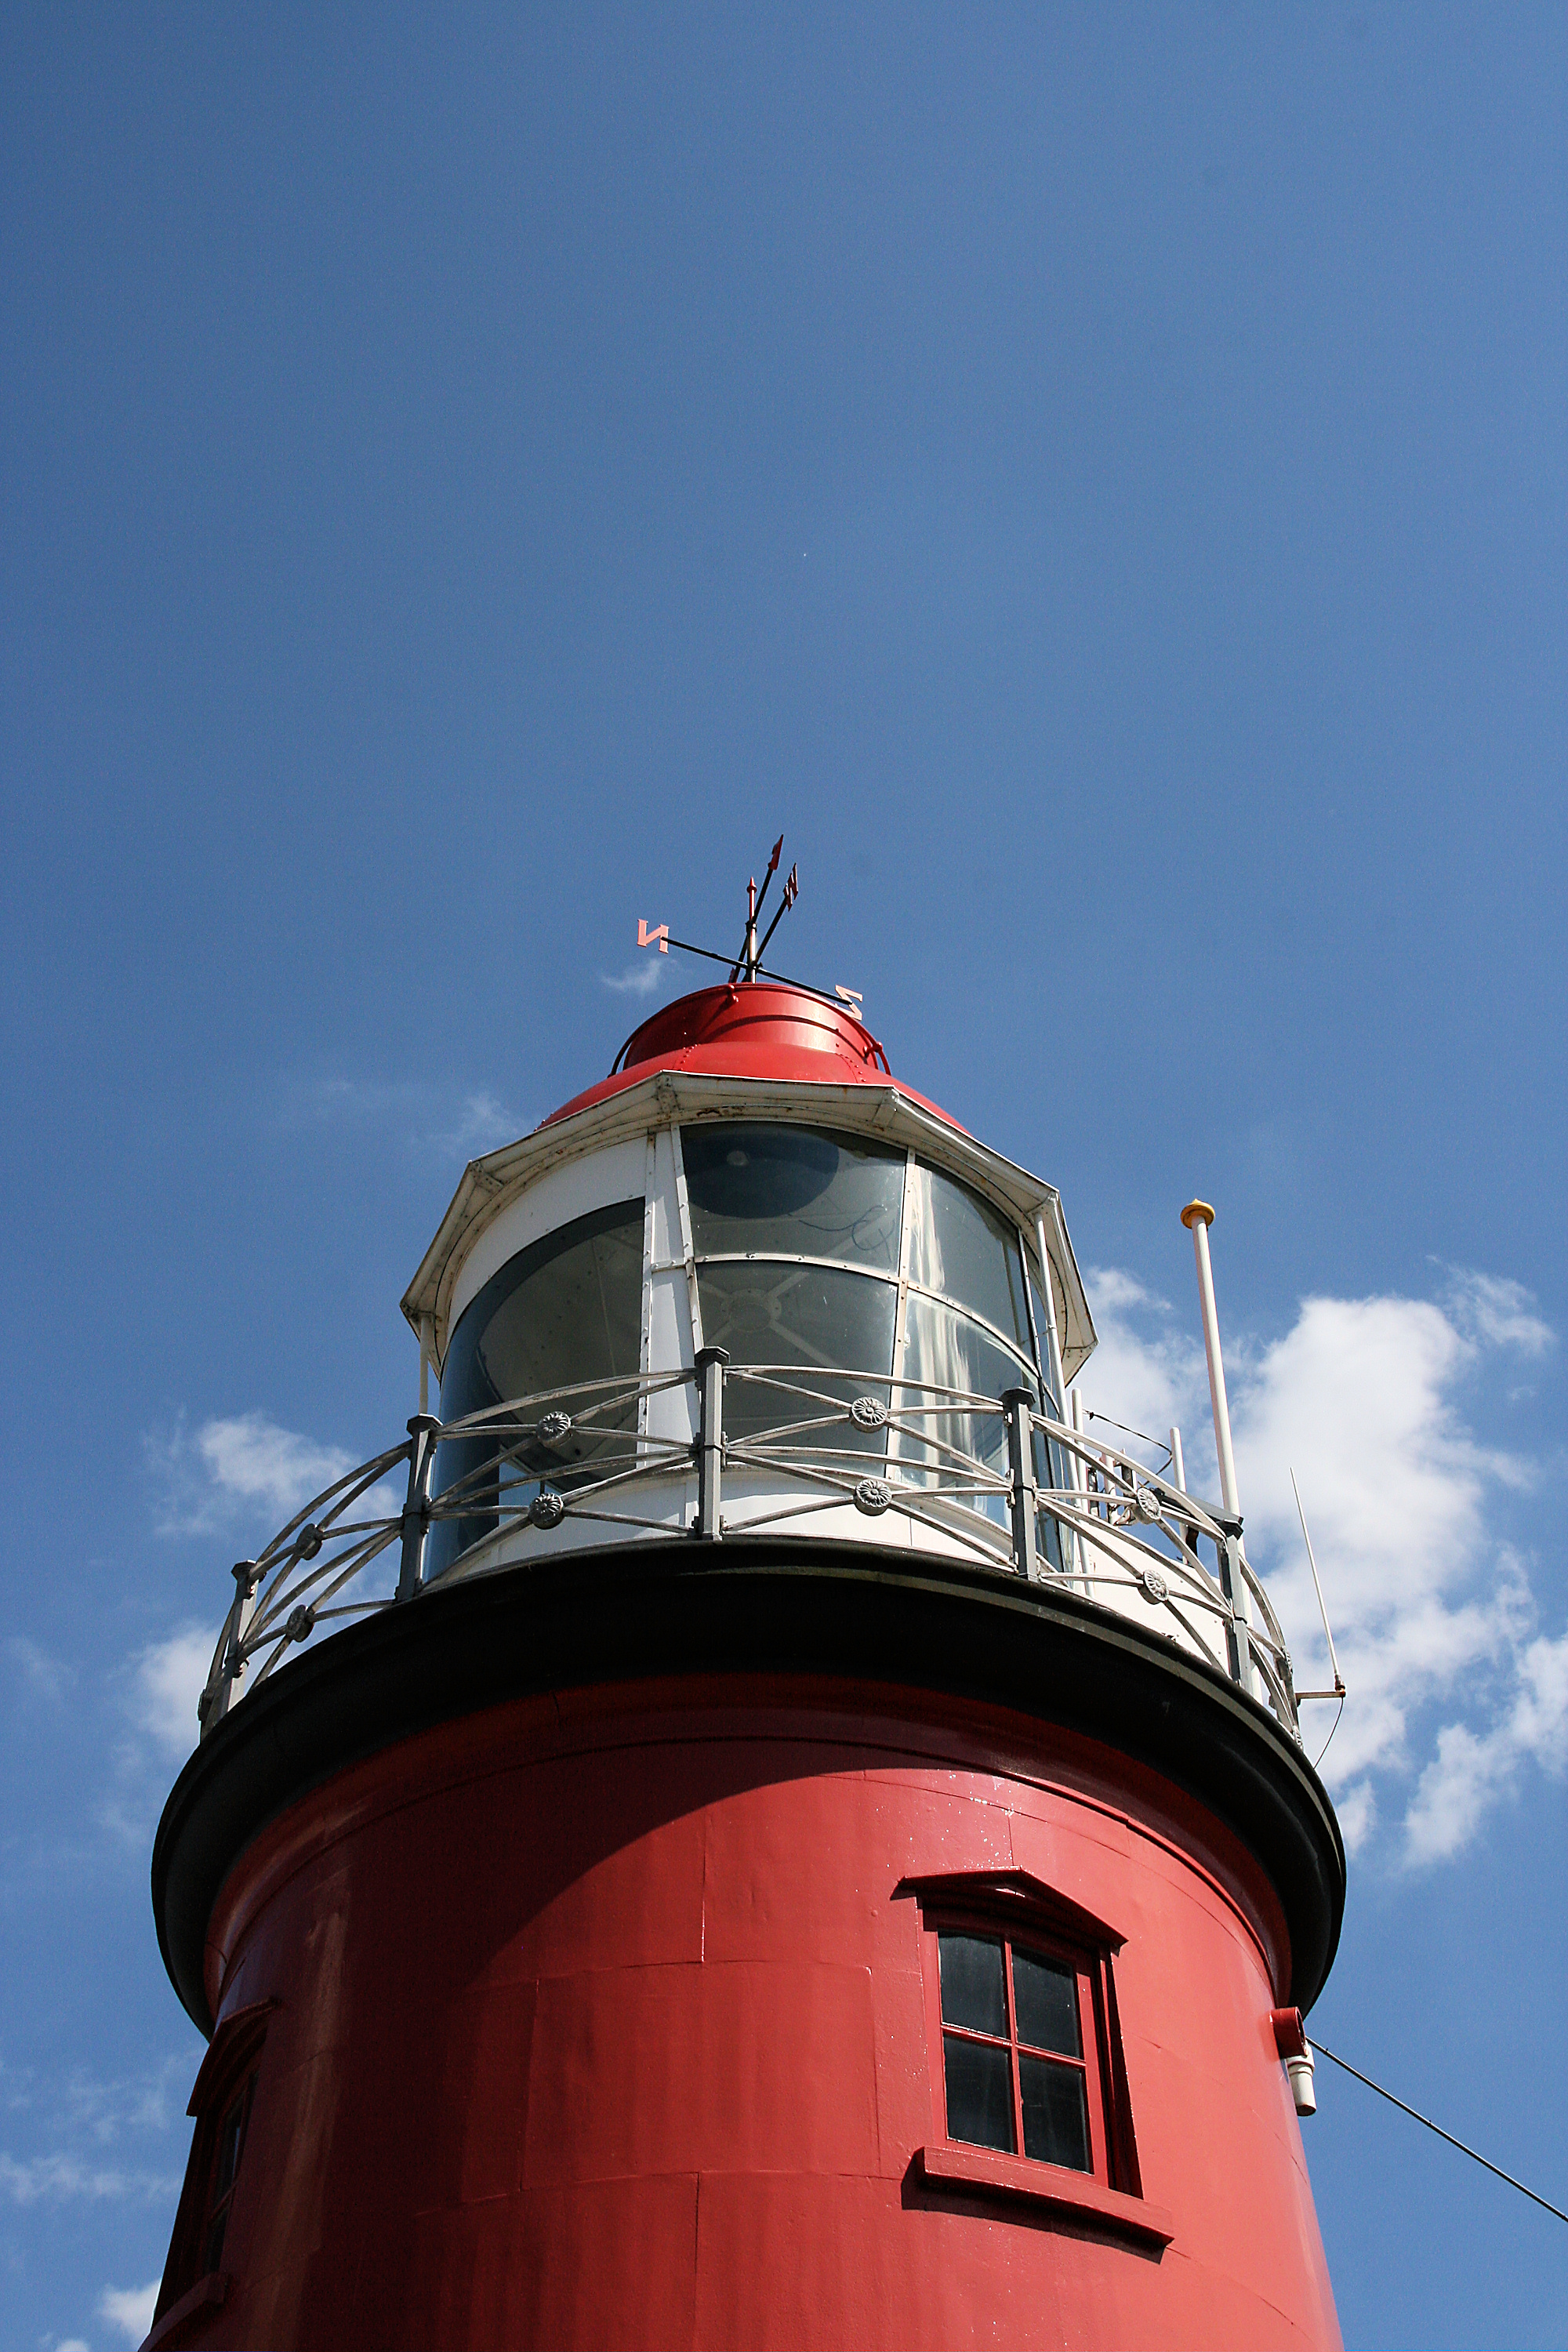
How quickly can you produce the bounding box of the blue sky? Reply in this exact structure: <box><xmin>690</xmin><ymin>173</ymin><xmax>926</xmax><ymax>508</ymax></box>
<box><xmin>3</xmin><ymin>5</ymin><xmax>1565</xmax><ymax>2344</ymax></box>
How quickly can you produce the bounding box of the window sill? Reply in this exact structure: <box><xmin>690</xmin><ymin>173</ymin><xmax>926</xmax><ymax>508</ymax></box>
<box><xmin>140</xmin><ymin>2274</ymin><xmax>227</xmax><ymax>2350</ymax></box>
<box><xmin>915</xmin><ymin>2145</ymin><xmax>1174</xmax><ymax>2249</ymax></box>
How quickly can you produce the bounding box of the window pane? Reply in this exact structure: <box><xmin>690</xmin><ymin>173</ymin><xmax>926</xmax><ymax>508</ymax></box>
<box><xmin>696</xmin><ymin>1262</ymin><xmax>897</xmax><ymax>1446</ymax></box>
<box><xmin>937</xmin><ymin>1933</ymin><xmax>1008</xmax><ymax>2035</ymax></box>
<box><xmin>1011</xmin><ymin>1949</ymin><xmax>1082</xmax><ymax>2056</ymax></box>
<box><xmin>1019</xmin><ymin>2055</ymin><xmax>1091</xmax><ymax>2172</ymax></box>
<box><xmin>943</xmin><ymin>2034</ymin><xmax>1015</xmax><ymax>2154</ymax></box>
<box><xmin>907</xmin><ymin>1163</ymin><xmax>1030</xmax><ymax>1348</ymax></box>
<box><xmin>213</xmin><ymin>2090</ymin><xmax>247</xmax><ymax>2199</ymax></box>
<box><xmin>683</xmin><ymin>1123</ymin><xmax>906</xmax><ymax>1272</ymax></box>
<box><xmin>429</xmin><ymin>1199</ymin><xmax>644</xmax><ymax>1574</ymax></box>
<box><xmin>897</xmin><ymin>1297</ymin><xmax>1037</xmax><ymax>1518</ymax></box>
<box><xmin>202</xmin><ymin>2209</ymin><xmax>229</xmax><ymax>2275</ymax></box>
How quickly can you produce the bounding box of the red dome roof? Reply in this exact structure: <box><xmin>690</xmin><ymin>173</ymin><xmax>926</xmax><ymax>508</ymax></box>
<box><xmin>546</xmin><ymin>982</ymin><xmax>964</xmax><ymax>1131</ymax></box>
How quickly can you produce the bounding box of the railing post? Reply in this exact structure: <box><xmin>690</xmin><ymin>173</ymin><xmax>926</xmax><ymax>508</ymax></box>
<box><xmin>1218</xmin><ymin>1519</ymin><xmax>1257</xmax><ymax>1695</ymax></box>
<box><xmin>398</xmin><ymin>1414</ymin><xmax>441</xmax><ymax>1600</ymax></box>
<box><xmin>695</xmin><ymin>1347</ymin><xmax>728</xmax><ymax>1539</ymax></box>
<box><xmin>198</xmin><ymin>1559</ymin><xmax>259</xmax><ymax>1737</ymax></box>
<box><xmin>1004</xmin><ymin>1388</ymin><xmax>1041</xmax><ymax>1581</ymax></box>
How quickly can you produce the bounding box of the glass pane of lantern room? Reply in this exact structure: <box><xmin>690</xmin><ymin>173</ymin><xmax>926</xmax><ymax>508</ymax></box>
<box><xmin>695</xmin><ymin>1261</ymin><xmax>897</xmax><ymax>1445</ymax></box>
<box><xmin>681</xmin><ymin>1123</ymin><xmax>906</xmax><ymax>1272</ymax></box>
<box><xmin>427</xmin><ymin>1198</ymin><xmax>644</xmax><ymax>1574</ymax></box>
<box><xmin>897</xmin><ymin>1295</ymin><xmax>1038</xmax><ymax>1512</ymax></box>
<box><xmin>906</xmin><ymin>1163</ymin><xmax>1031</xmax><ymax>1351</ymax></box>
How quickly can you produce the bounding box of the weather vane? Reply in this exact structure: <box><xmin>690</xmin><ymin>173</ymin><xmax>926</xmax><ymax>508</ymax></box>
<box><xmin>637</xmin><ymin>835</ymin><xmax>865</xmax><ymax>1018</ymax></box>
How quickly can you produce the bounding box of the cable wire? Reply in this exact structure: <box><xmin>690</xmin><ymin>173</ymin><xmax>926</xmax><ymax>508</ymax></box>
<box><xmin>1310</xmin><ymin>1695</ymin><xmax>1345</xmax><ymax>1772</ymax></box>
<box><xmin>1084</xmin><ymin>1410</ymin><xmax>1173</xmax><ymax>1468</ymax></box>
<box><xmin>1310</xmin><ymin>2039</ymin><xmax>1568</xmax><ymax>2228</ymax></box>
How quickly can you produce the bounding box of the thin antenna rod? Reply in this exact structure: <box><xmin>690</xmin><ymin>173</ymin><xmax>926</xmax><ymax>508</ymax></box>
<box><xmin>1291</xmin><ymin>1468</ymin><xmax>1345</xmax><ymax>1697</ymax></box>
<box><xmin>756</xmin><ymin>862</ymin><xmax>798</xmax><ymax>963</ymax></box>
<box><xmin>731</xmin><ymin>836</ymin><xmax>784</xmax><ymax>980</ymax></box>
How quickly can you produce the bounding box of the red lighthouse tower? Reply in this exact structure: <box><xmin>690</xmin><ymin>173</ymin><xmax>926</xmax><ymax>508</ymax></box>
<box><xmin>147</xmin><ymin>894</ymin><xmax>1344</xmax><ymax>2350</ymax></box>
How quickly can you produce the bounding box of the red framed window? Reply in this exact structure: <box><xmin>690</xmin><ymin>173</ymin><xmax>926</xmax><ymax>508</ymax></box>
<box><xmin>909</xmin><ymin>1871</ymin><xmax>1143</xmax><ymax>2201</ymax></box>
<box><xmin>155</xmin><ymin>2001</ymin><xmax>274</xmax><ymax>2323</ymax></box>
<box><xmin>935</xmin><ymin>1922</ymin><xmax>1102</xmax><ymax>2172</ymax></box>
<box><xmin>199</xmin><ymin>2068</ymin><xmax>256</xmax><ymax>2274</ymax></box>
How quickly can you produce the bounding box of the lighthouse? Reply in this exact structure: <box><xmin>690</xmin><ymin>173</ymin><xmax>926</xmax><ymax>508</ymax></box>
<box><xmin>145</xmin><ymin>881</ymin><xmax>1344</xmax><ymax>2350</ymax></box>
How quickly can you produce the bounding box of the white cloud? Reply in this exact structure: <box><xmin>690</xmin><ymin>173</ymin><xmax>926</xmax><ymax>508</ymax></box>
<box><xmin>277</xmin><ymin>1073</ymin><xmax>524</xmax><ymax>1156</ymax></box>
<box><xmin>1081</xmin><ymin>1269</ymin><xmax>1204</xmax><ymax>1465</ymax></box>
<box><xmin>1443</xmin><ymin>1266</ymin><xmax>1555</xmax><ymax>1357</ymax></box>
<box><xmin>601</xmin><ymin>956</ymin><xmax>667</xmax><ymax>997</ymax></box>
<box><xmin>0</xmin><ymin>2151</ymin><xmax>175</xmax><ymax>2204</ymax></box>
<box><xmin>1403</xmin><ymin>1626</ymin><xmax>1568</xmax><ymax>1863</ymax></box>
<box><xmin>1079</xmin><ymin>1265</ymin><xmax>1566</xmax><ymax>1867</ymax></box>
<box><xmin>3</xmin><ymin>1635</ymin><xmax>74</xmax><ymax>1706</ymax></box>
<box><xmin>100</xmin><ymin>2281</ymin><xmax>161</xmax><ymax>2343</ymax></box>
<box><xmin>194</xmin><ymin>1414</ymin><xmax>354</xmax><ymax>1520</ymax></box>
<box><xmin>53</xmin><ymin>2339</ymin><xmax>93</xmax><ymax>2352</ymax></box>
<box><xmin>440</xmin><ymin>1089</ymin><xmax>519</xmax><ymax>1155</ymax></box>
<box><xmin>148</xmin><ymin>1410</ymin><xmax>355</xmax><ymax>1538</ymax></box>
<box><xmin>125</xmin><ymin>1626</ymin><xmax>213</xmax><ymax>1765</ymax></box>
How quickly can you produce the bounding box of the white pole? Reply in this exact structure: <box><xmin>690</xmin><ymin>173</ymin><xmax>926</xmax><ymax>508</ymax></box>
<box><xmin>1069</xmin><ymin>1385</ymin><xmax>1092</xmax><ymax>1595</ymax></box>
<box><xmin>419</xmin><ymin>1312</ymin><xmax>434</xmax><ymax>1418</ymax></box>
<box><xmin>1181</xmin><ymin>1201</ymin><xmax>1242</xmax><ymax>1521</ymax></box>
<box><xmin>1169</xmin><ymin>1425</ymin><xmax>1186</xmax><ymax>1492</ymax></box>
<box><xmin>1033</xmin><ymin>1215</ymin><xmax>1068</xmax><ymax>1414</ymax></box>
<box><xmin>1033</xmin><ymin>1216</ymin><xmax>1077</xmax><ymax>1579</ymax></box>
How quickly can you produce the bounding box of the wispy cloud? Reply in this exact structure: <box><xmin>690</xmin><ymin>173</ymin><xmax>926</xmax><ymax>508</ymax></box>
<box><xmin>147</xmin><ymin>1410</ymin><xmax>356</xmax><ymax>1539</ymax></box>
<box><xmin>1442</xmin><ymin>1265</ymin><xmax>1556</xmax><ymax>1357</ymax></box>
<box><xmin>128</xmin><ymin>1407</ymin><xmax>405</xmax><ymax>1828</ymax></box>
<box><xmin>276</xmin><ymin>1074</ymin><xmax>524</xmax><ymax>1156</ymax></box>
<box><xmin>0</xmin><ymin>2150</ymin><xmax>178</xmax><ymax>2205</ymax></box>
<box><xmin>601</xmin><ymin>957</ymin><xmax>669</xmax><ymax>998</ymax></box>
<box><xmin>0</xmin><ymin>2048</ymin><xmax>197</xmax><ymax>2259</ymax></box>
<box><xmin>1082</xmin><ymin>1265</ymin><xmax>1566</xmax><ymax>1867</ymax></box>
<box><xmin>100</xmin><ymin>2281</ymin><xmax>161</xmax><ymax>2343</ymax></box>
<box><xmin>2</xmin><ymin>1634</ymin><xmax>74</xmax><ymax>1707</ymax></box>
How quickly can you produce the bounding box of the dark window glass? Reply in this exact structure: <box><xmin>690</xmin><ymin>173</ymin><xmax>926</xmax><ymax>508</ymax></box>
<box><xmin>1012</xmin><ymin>1948</ymin><xmax>1081</xmax><ymax>2057</ymax></box>
<box><xmin>213</xmin><ymin>2093</ymin><xmax>246</xmax><ymax>2199</ymax></box>
<box><xmin>943</xmin><ymin>2034</ymin><xmax>1015</xmax><ymax>2154</ymax></box>
<box><xmin>199</xmin><ymin>2071</ymin><xmax>254</xmax><ymax>2278</ymax></box>
<box><xmin>938</xmin><ymin>1933</ymin><xmax>1009</xmax><ymax>2036</ymax></box>
<box><xmin>683</xmin><ymin>1124</ymin><xmax>906</xmax><ymax>1272</ymax></box>
<box><xmin>907</xmin><ymin>1164</ymin><xmax>1030</xmax><ymax>1348</ymax></box>
<box><xmin>429</xmin><ymin>1199</ymin><xmax>644</xmax><ymax>1574</ymax></box>
<box><xmin>1019</xmin><ymin>2055</ymin><xmax>1091</xmax><ymax>2171</ymax></box>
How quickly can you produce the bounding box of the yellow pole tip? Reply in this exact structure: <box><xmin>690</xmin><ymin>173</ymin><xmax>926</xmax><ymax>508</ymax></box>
<box><xmin>1181</xmin><ymin>1200</ymin><xmax>1215</xmax><ymax>1229</ymax></box>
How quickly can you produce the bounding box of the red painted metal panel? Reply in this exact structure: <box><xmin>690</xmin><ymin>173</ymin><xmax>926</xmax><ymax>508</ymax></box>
<box><xmin>156</xmin><ymin>1680</ymin><xmax>1340</xmax><ymax>2350</ymax></box>
<box><xmin>546</xmin><ymin>981</ymin><xmax>965</xmax><ymax>1130</ymax></box>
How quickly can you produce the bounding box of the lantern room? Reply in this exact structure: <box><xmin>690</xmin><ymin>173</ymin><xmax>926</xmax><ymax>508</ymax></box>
<box><xmin>400</xmin><ymin>982</ymin><xmax>1096</xmax><ymax>1590</ymax></box>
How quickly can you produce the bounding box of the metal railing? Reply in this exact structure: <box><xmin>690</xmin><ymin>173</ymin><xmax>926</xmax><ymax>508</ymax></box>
<box><xmin>194</xmin><ymin>1360</ymin><xmax>1301</xmax><ymax>1744</ymax></box>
